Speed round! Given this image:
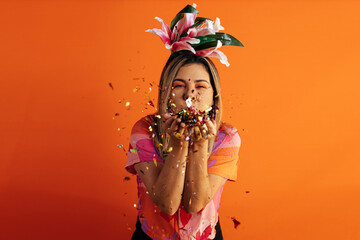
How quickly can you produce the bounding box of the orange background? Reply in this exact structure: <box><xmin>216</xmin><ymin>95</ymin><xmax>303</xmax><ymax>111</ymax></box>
<box><xmin>1</xmin><ymin>0</ymin><xmax>360</xmax><ymax>239</ymax></box>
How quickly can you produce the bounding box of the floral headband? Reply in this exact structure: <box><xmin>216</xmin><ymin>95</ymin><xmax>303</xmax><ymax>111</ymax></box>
<box><xmin>145</xmin><ymin>3</ymin><xmax>244</xmax><ymax>67</ymax></box>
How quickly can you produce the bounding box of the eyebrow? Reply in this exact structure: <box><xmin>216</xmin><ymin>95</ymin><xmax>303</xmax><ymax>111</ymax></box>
<box><xmin>173</xmin><ymin>79</ymin><xmax>210</xmax><ymax>83</ymax></box>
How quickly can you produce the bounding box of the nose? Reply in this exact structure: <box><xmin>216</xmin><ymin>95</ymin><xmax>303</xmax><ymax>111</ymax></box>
<box><xmin>184</xmin><ymin>84</ymin><xmax>196</xmax><ymax>100</ymax></box>
<box><xmin>183</xmin><ymin>85</ymin><xmax>196</xmax><ymax>102</ymax></box>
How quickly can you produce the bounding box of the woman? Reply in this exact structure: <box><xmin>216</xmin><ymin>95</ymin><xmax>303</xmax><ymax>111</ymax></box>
<box><xmin>125</xmin><ymin>4</ymin><xmax>243</xmax><ymax>240</ymax></box>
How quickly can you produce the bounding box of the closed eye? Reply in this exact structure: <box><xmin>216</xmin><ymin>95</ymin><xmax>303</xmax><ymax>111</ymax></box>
<box><xmin>172</xmin><ymin>81</ymin><xmax>186</xmax><ymax>88</ymax></box>
<box><xmin>195</xmin><ymin>82</ymin><xmax>209</xmax><ymax>89</ymax></box>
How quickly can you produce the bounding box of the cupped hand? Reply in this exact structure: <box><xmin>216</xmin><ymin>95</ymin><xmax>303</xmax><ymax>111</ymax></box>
<box><xmin>189</xmin><ymin>117</ymin><xmax>217</xmax><ymax>142</ymax></box>
<box><xmin>163</xmin><ymin>113</ymin><xmax>188</xmax><ymax>143</ymax></box>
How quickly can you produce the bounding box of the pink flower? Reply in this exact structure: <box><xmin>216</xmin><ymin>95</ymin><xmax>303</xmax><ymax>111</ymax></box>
<box><xmin>187</xmin><ymin>17</ymin><xmax>224</xmax><ymax>37</ymax></box>
<box><xmin>146</xmin><ymin>4</ymin><xmax>200</xmax><ymax>54</ymax></box>
<box><xmin>195</xmin><ymin>40</ymin><xmax>230</xmax><ymax>67</ymax></box>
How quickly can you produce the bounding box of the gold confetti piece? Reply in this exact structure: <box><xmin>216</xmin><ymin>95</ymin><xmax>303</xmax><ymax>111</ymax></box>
<box><xmin>133</xmin><ymin>86</ymin><xmax>139</xmax><ymax>92</ymax></box>
<box><xmin>153</xmin><ymin>158</ymin><xmax>157</xmax><ymax>167</ymax></box>
<box><xmin>127</xmin><ymin>224</ymin><xmax>132</xmax><ymax>231</ymax></box>
<box><xmin>155</xmin><ymin>115</ymin><xmax>161</xmax><ymax>119</ymax></box>
<box><xmin>149</xmin><ymin>126</ymin><xmax>153</xmax><ymax>131</ymax></box>
<box><xmin>117</xmin><ymin>128</ymin><xmax>121</xmax><ymax>131</ymax></box>
<box><xmin>125</xmin><ymin>102</ymin><xmax>130</xmax><ymax>108</ymax></box>
<box><xmin>175</xmin><ymin>132</ymin><xmax>181</xmax><ymax>138</ymax></box>
<box><xmin>167</xmin><ymin>147</ymin><xmax>173</xmax><ymax>152</ymax></box>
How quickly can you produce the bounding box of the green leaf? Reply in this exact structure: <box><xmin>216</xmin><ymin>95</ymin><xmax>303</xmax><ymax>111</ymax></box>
<box><xmin>207</xmin><ymin>32</ymin><xmax>244</xmax><ymax>47</ymax></box>
<box><xmin>178</xmin><ymin>4</ymin><xmax>199</xmax><ymax>14</ymax></box>
<box><xmin>194</xmin><ymin>17</ymin><xmax>209</xmax><ymax>24</ymax></box>
<box><xmin>170</xmin><ymin>13</ymin><xmax>184</xmax><ymax>32</ymax></box>
<box><xmin>170</xmin><ymin>5</ymin><xmax>199</xmax><ymax>32</ymax></box>
<box><xmin>192</xmin><ymin>36</ymin><xmax>218</xmax><ymax>50</ymax></box>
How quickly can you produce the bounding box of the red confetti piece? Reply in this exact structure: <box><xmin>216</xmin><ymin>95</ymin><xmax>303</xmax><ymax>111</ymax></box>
<box><xmin>231</xmin><ymin>217</ymin><xmax>240</xmax><ymax>229</ymax></box>
<box><xmin>147</xmin><ymin>100</ymin><xmax>155</xmax><ymax>107</ymax></box>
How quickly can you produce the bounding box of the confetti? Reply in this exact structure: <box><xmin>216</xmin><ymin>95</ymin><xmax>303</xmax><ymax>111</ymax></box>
<box><xmin>127</xmin><ymin>224</ymin><xmax>132</xmax><ymax>231</ymax></box>
<box><xmin>147</xmin><ymin>100</ymin><xmax>155</xmax><ymax>108</ymax></box>
<box><xmin>133</xmin><ymin>86</ymin><xmax>140</xmax><ymax>92</ymax></box>
<box><xmin>114</xmin><ymin>113</ymin><xmax>119</xmax><ymax>116</ymax></box>
<box><xmin>118</xmin><ymin>144</ymin><xmax>124</xmax><ymax>148</ymax></box>
<box><xmin>186</xmin><ymin>97</ymin><xmax>192</xmax><ymax>107</ymax></box>
<box><xmin>153</xmin><ymin>158</ymin><xmax>157</xmax><ymax>167</ymax></box>
<box><xmin>231</xmin><ymin>217</ymin><xmax>241</xmax><ymax>229</ymax></box>
<box><xmin>108</xmin><ymin>82</ymin><xmax>114</xmax><ymax>90</ymax></box>
<box><xmin>149</xmin><ymin>126</ymin><xmax>153</xmax><ymax>132</ymax></box>
<box><xmin>125</xmin><ymin>102</ymin><xmax>131</xmax><ymax>109</ymax></box>
<box><xmin>245</xmin><ymin>191</ymin><xmax>250</xmax><ymax>194</ymax></box>
<box><xmin>124</xmin><ymin>176</ymin><xmax>130</xmax><ymax>181</ymax></box>
<box><xmin>167</xmin><ymin>147</ymin><xmax>173</xmax><ymax>152</ymax></box>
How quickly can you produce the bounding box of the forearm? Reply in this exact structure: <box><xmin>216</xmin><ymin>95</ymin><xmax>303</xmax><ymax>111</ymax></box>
<box><xmin>183</xmin><ymin>141</ymin><xmax>212</xmax><ymax>214</ymax></box>
<box><xmin>153</xmin><ymin>140</ymin><xmax>188</xmax><ymax>215</ymax></box>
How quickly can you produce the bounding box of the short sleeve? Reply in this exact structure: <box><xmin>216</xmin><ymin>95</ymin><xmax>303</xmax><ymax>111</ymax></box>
<box><xmin>207</xmin><ymin>127</ymin><xmax>241</xmax><ymax>181</ymax></box>
<box><xmin>125</xmin><ymin>116</ymin><xmax>162</xmax><ymax>175</ymax></box>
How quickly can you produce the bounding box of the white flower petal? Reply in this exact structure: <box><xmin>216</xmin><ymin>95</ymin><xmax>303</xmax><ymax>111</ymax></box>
<box><xmin>214</xmin><ymin>17</ymin><xmax>224</xmax><ymax>32</ymax></box>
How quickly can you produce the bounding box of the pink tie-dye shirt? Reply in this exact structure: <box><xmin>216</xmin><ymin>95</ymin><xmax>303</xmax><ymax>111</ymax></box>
<box><xmin>126</xmin><ymin>115</ymin><xmax>241</xmax><ymax>240</ymax></box>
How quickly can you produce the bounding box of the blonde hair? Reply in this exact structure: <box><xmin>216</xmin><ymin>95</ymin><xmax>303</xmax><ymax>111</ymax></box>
<box><xmin>154</xmin><ymin>53</ymin><xmax>223</xmax><ymax>157</ymax></box>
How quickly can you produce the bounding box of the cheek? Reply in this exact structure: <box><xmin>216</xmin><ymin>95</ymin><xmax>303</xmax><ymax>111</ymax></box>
<box><xmin>197</xmin><ymin>90</ymin><xmax>214</xmax><ymax>106</ymax></box>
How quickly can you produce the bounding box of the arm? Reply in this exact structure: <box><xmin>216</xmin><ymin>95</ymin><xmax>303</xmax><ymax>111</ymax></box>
<box><xmin>182</xmin><ymin>119</ymin><xmax>227</xmax><ymax>214</ymax></box>
<box><xmin>134</xmin><ymin>115</ymin><xmax>189</xmax><ymax>216</ymax></box>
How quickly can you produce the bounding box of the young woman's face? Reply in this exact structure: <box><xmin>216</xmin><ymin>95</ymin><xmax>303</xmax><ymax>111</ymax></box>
<box><xmin>170</xmin><ymin>63</ymin><xmax>214</xmax><ymax>113</ymax></box>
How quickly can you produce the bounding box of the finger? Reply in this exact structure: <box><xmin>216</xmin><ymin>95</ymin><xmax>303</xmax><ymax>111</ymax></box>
<box><xmin>200</xmin><ymin>125</ymin><xmax>209</xmax><ymax>138</ymax></box>
<box><xmin>170</xmin><ymin>117</ymin><xmax>181</xmax><ymax>133</ymax></box>
<box><xmin>188</xmin><ymin>126</ymin><xmax>194</xmax><ymax>141</ymax></box>
<box><xmin>178</xmin><ymin>122</ymin><xmax>186</xmax><ymax>135</ymax></box>
<box><xmin>163</xmin><ymin>113</ymin><xmax>171</xmax><ymax>120</ymax></box>
<box><xmin>205</xmin><ymin>119</ymin><xmax>216</xmax><ymax>136</ymax></box>
<box><xmin>164</xmin><ymin>117</ymin><xmax>176</xmax><ymax>133</ymax></box>
<box><xmin>194</xmin><ymin>126</ymin><xmax>202</xmax><ymax>141</ymax></box>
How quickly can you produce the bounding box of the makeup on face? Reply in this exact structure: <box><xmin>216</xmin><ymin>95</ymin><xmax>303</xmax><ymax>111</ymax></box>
<box><xmin>172</xmin><ymin>79</ymin><xmax>210</xmax><ymax>90</ymax></box>
<box><xmin>169</xmin><ymin>63</ymin><xmax>214</xmax><ymax>113</ymax></box>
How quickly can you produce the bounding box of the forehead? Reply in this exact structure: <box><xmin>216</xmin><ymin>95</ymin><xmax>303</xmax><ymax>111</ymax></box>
<box><xmin>174</xmin><ymin>63</ymin><xmax>210</xmax><ymax>81</ymax></box>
